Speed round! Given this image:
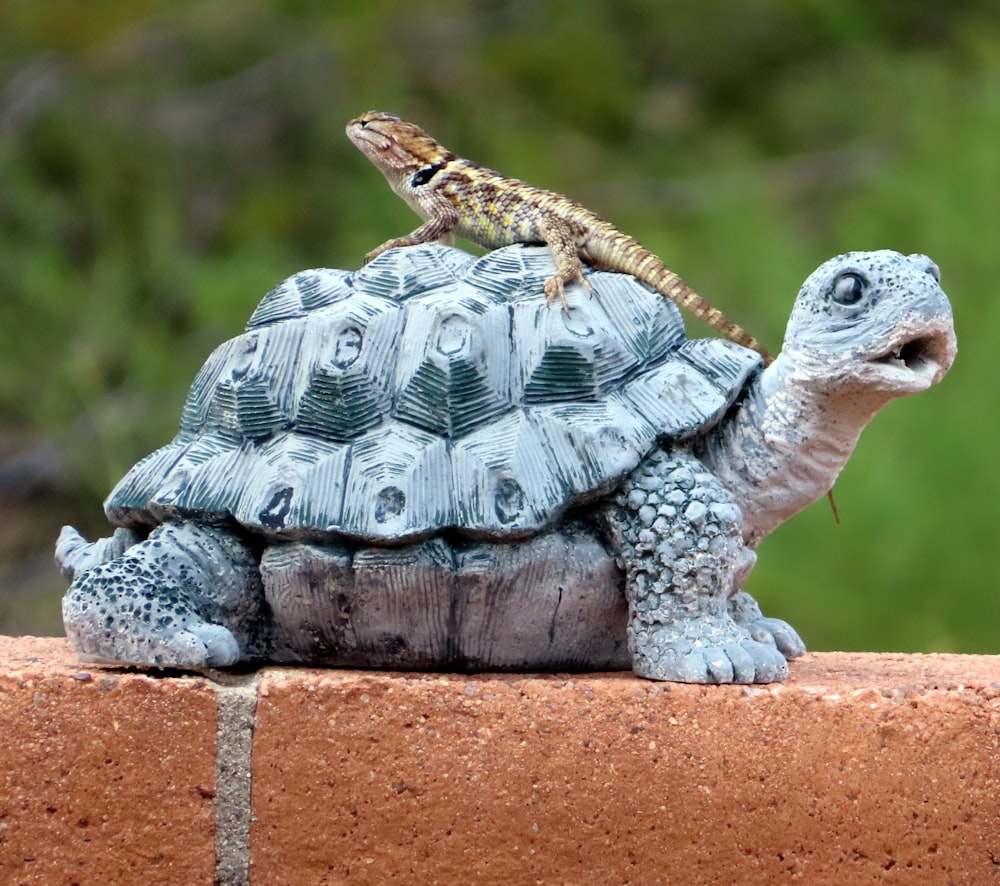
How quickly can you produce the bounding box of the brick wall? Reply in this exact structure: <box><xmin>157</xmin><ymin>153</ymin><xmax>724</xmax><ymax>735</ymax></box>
<box><xmin>2</xmin><ymin>636</ymin><xmax>998</xmax><ymax>884</ymax></box>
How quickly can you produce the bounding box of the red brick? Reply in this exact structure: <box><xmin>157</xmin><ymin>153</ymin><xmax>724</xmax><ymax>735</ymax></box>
<box><xmin>250</xmin><ymin>653</ymin><xmax>1000</xmax><ymax>885</ymax></box>
<box><xmin>5</xmin><ymin>637</ymin><xmax>1000</xmax><ymax>884</ymax></box>
<box><xmin>0</xmin><ymin>637</ymin><xmax>218</xmax><ymax>885</ymax></box>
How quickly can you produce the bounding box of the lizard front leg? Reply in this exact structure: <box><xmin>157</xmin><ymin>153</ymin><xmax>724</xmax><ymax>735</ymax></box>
<box><xmin>364</xmin><ymin>210</ymin><xmax>459</xmax><ymax>264</ymax></box>
<box><xmin>538</xmin><ymin>217</ymin><xmax>594</xmax><ymax>315</ymax></box>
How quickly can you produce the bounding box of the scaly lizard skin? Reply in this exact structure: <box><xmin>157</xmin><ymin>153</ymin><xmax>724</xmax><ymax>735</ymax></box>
<box><xmin>347</xmin><ymin>111</ymin><xmax>772</xmax><ymax>363</ymax></box>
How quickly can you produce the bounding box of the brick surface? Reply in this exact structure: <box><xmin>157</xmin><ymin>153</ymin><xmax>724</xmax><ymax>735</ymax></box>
<box><xmin>4</xmin><ymin>638</ymin><xmax>1000</xmax><ymax>885</ymax></box>
<box><xmin>0</xmin><ymin>636</ymin><xmax>218</xmax><ymax>885</ymax></box>
<box><xmin>250</xmin><ymin>653</ymin><xmax>1000</xmax><ymax>885</ymax></box>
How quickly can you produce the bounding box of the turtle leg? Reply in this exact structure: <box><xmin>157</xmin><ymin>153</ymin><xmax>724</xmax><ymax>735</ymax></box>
<box><xmin>61</xmin><ymin>521</ymin><xmax>268</xmax><ymax>668</ymax></box>
<box><xmin>56</xmin><ymin>525</ymin><xmax>142</xmax><ymax>579</ymax></box>
<box><xmin>605</xmin><ymin>448</ymin><xmax>790</xmax><ymax>684</ymax></box>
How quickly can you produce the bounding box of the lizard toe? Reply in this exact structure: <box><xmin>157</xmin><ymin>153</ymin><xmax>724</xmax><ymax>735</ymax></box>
<box><xmin>544</xmin><ymin>278</ymin><xmax>572</xmax><ymax>315</ymax></box>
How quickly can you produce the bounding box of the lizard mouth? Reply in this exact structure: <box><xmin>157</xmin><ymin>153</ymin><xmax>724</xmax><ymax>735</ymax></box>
<box><xmin>348</xmin><ymin>125</ymin><xmax>389</xmax><ymax>153</ymax></box>
<box><xmin>346</xmin><ymin>115</ymin><xmax>396</xmax><ymax>156</ymax></box>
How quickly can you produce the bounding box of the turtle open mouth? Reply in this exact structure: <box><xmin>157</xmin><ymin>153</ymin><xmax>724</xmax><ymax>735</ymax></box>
<box><xmin>869</xmin><ymin>325</ymin><xmax>955</xmax><ymax>385</ymax></box>
<box><xmin>874</xmin><ymin>336</ymin><xmax>934</xmax><ymax>371</ymax></box>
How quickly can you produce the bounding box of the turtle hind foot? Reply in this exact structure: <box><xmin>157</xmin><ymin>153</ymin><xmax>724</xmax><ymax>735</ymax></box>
<box><xmin>629</xmin><ymin>616</ymin><xmax>789</xmax><ymax>684</ymax></box>
<box><xmin>55</xmin><ymin>525</ymin><xmax>141</xmax><ymax>581</ymax></box>
<box><xmin>69</xmin><ymin>615</ymin><xmax>241</xmax><ymax>670</ymax></box>
<box><xmin>61</xmin><ymin>522</ymin><xmax>264</xmax><ymax>669</ymax></box>
<box><xmin>64</xmin><ymin>557</ymin><xmax>243</xmax><ymax>668</ymax></box>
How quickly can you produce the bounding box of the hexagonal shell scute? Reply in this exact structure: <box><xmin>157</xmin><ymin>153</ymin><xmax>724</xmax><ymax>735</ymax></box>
<box><xmin>105</xmin><ymin>244</ymin><xmax>761</xmax><ymax>542</ymax></box>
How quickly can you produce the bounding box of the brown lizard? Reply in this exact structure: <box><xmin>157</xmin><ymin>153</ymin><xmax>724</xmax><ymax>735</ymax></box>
<box><xmin>347</xmin><ymin>111</ymin><xmax>772</xmax><ymax>363</ymax></box>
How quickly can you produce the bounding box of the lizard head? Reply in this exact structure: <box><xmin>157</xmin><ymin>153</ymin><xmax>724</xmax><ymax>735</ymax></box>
<box><xmin>347</xmin><ymin>112</ymin><xmax>454</xmax><ymax>194</ymax></box>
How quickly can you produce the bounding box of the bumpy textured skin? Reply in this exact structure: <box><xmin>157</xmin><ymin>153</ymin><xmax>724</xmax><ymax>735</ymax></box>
<box><xmin>606</xmin><ymin>451</ymin><xmax>788</xmax><ymax>683</ymax></box>
<box><xmin>60</xmin><ymin>522</ymin><xmax>266</xmax><ymax>667</ymax></box>
<box><xmin>57</xmin><ymin>245</ymin><xmax>957</xmax><ymax>682</ymax></box>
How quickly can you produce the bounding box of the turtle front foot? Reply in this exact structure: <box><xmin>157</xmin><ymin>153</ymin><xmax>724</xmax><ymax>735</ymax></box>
<box><xmin>630</xmin><ymin>616</ymin><xmax>789</xmax><ymax>684</ymax></box>
<box><xmin>729</xmin><ymin>590</ymin><xmax>807</xmax><ymax>660</ymax></box>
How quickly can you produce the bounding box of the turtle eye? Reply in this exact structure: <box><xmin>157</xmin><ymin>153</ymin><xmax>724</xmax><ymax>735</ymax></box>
<box><xmin>831</xmin><ymin>272</ymin><xmax>866</xmax><ymax>306</ymax></box>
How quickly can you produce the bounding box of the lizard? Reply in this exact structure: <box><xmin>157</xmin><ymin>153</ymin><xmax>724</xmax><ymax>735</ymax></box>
<box><xmin>346</xmin><ymin>110</ymin><xmax>772</xmax><ymax>364</ymax></box>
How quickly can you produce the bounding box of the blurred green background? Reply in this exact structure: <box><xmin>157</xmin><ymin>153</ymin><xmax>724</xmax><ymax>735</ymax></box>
<box><xmin>1</xmin><ymin>1</ymin><xmax>997</xmax><ymax>654</ymax></box>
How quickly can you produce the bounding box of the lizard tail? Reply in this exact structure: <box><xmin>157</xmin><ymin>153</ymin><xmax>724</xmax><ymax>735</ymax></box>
<box><xmin>587</xmin><ymin>238</ymin><xmax>773</xmax><ymax>365</ymax></box>
<box><xmin>656</xmin><ymin>269</ymin><xmax>774</xmax><ymax>366</ymax></box>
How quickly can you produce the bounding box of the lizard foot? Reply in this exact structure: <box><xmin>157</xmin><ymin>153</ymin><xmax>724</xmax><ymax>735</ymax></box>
<box><xmin>364</xmin><ymin>237</ymin><xmax>413</xmax><ymax>264</ymax></box>
<box><xmin>544</xmin><ymin>272</ymin><xmax>594</xmax><ymax>316</ymax></box>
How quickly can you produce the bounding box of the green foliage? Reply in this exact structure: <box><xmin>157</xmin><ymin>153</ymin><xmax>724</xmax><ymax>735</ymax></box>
<box><xmin>1</xmin><ymin>0</ymin><xmax>997</xmax><ymax>649</ymax></box>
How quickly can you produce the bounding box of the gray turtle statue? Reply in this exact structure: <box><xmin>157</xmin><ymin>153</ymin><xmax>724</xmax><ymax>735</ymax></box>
<box><xmin>56</xmin><ymin>244</ymin><xmax>956</xmax><ymax>683</ymax></box>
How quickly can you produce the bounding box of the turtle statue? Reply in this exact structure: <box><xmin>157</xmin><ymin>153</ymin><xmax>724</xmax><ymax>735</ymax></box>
<box><xmin>56</xmin><ymin>244</ymin><xmax>956</xmax><ymax>683</ymax></box>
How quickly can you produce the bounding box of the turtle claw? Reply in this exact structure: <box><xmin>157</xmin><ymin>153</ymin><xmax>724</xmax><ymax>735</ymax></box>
<box><xmin>186</xmin><ymin>623</ymin><xmax>241</xmax><ymax>666</ymax></box>
<box><xmin>630</xmin><ymin>618</ymin><xmax>789</xmax><ymax>684</ymax></box>
<box><xmin>70</xmin><ymin>621</ymin><xmax>240</xmax><ymax>670</ymax></box>
<box><xmin>158</xmin><ymin>623</ymin><xmax>241</xmax><ymax>668</ymax></box>
<box><xmin>729</xmin><ymin>590</ymin><xmax>807</xmax><ymax>660</ymax></box>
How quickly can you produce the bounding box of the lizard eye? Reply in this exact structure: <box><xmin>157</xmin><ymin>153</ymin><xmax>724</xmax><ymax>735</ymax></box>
<box><xmin>831</xmin><ymin>272</ymin><xmax>866</xmax><ymax>306</ymax></box>
<box><xmin>412</xmin><ymin>163</ymin><xmax>444</xmax><ymax>187</ymax></box>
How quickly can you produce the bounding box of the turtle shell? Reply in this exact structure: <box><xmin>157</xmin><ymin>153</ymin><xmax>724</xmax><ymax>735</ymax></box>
<box><xmin>105</xmin><ymin>244</ymin><xmax>761</xmax><ymax>542</ymax></box>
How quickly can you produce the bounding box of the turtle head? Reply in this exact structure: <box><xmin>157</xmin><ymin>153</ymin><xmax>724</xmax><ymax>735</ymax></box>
<box><xmin>777</xmin><ymin>250</ymin><xmax>956</xmax><ymax>397</ymax></box>
<box><xmin>704</xmin><ymin>251</ymin><xmax>955</xmax><ymax>546</ymax></box>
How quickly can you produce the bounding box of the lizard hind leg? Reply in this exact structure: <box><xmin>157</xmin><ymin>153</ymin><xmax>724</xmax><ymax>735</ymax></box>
<box><xmin>539</xmin><ymin>217</ymin><xmax>593</xmax><ymax>315</ymax></box>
